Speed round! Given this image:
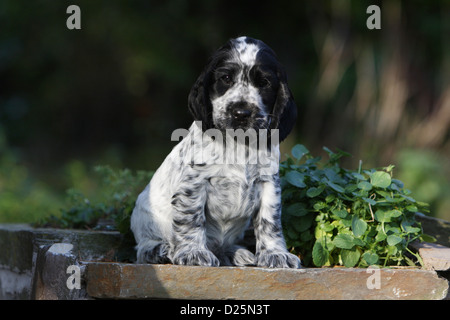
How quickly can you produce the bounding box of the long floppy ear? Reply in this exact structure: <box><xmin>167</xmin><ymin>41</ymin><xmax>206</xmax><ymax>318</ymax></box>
<box><xmin>270</xmin><ymin>72</ymin><xmax>298</xmax><ymax>142</ymax></box>
<box><xmin>188</xmin><ymin>69</ymin><xmax>213</xmax><ymax>131</ymax></box>
<box><xmin>188</xmin><ymin>41</ymin><xmax>233</xmax><ymax>131</ymax></box>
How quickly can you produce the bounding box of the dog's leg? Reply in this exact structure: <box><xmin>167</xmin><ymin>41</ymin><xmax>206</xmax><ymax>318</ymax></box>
<box><xmin>170</xmin><ymin>178</ymin><xmax>220</xmax><ymax>267</ymax></box>
<box><xmin>253</xmin><ymin>175</ymin><xmax>301</xmax><ymax>268</ymax></box>
<box><xmin>136</xmin><ymin>239</ymin><xmax>170</xmax><ymax>264</ymax></box>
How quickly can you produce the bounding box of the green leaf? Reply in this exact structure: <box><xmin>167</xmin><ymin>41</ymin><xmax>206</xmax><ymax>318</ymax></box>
<box><xmin>285</xmin><ymin>171</ymin><xmax>306</xmax><ymax>188</ymax></box>
<box><xmin>351</xmin><ymin>172</ymin><xmax>366</xmax><ymax>180</ymax></box>
<box><xmin>404</xmin><ymin>256</ymin><xmax>417</xmax><ymax>267</ymax></box>
<box><xmin>341</xmin><ymin>248</ymin><xmax>361</xmax><ymax>267</ymax></box>
<box><xmin>370</xmin><ymin>171</ymin><xmax>391</xmax><ymax>188</ymax></box>
<box><xmin>313</xmin><ymin>201</ymin><xmax>327</xmax><ymax>211</ymax></box>
<box><xmin>362</xmin><ymin>252</ymin><xmax>379</xmax><ymax>265</ymax></box>
<box><xmin>326</xmin><ymin>180</ymin><xmax>345</xmax><ymax>193</ymax></box>
<box><xmin>416</xmin><ymin>201</ymin><xmax>429</xmax><ymax>208</ymax></box>
<box><xmin>391</xmin><ymin>179</ymin><xmax>404</xmax><ymax>189</ymax></box>
<box><xmin>341</xmin><ymin>216</ymin><xmax>353</xmax><ymax>228</ymax></box>
<box><xmin>387</xmin><ymin>209</ymin><xmax>402</xmax><ymax>219</ymax></box>
<box><xmin>306</xmin><ymin>186</ymin><xmax>324</xmax><ymax>198</ymax></box>
<box><xmin>375</xmin><ymin>231</ymin><xmax>387</xmax><ymax>242</ymax></box>
<box><xmin>332</xmin><ymin>209</ymin><xmax>348</xmax><ymax>219</ymax></box>
<box><xmin>387</xmin><ymin>245</ymin><xmax>398</xmax><ymax>255</ymax></box>
<box><xmin>353</xmin><ymin>237</ymin><xmax>365</xmax><ymax>247</ymax></box>
<box><xmin>312</xmin><ymin>241</ymin><xmax>329</xmax><ymax>267</ymax></box>
<box><xmin>374</xmin><ymin>210</ymin><xmax>390</xmax><ymax>222</ymax></box>
<box><xmin>403</xmin><ymin>225</ymin><xmax>421</xmax><ymax>234</ymax></box>
<box><xmin>385</xmin><ymin>224</ymin><xmax>401</xmax><ymax>234</ymax></box>
<box><xmin>286</xmin><ymin>203</ymin><xmax>309</xmax><ymax>217</ymax></box>
<box><xmin>291</xmin><ymin>145</ymin><xmax>309</xmax><ymax>161</ymax></box>
<box><xmin>323</xmin><ymin>168</ymin><xmax>340</xmax><ymax>183</ymax></box>
<box><xmin>387</xmin><ymin>235</ymin><xmax>403</xmax><ymax>246</ymax></box>
<box><xmin>376</xmin><ymin>190</ymin><xmax>393</xmax><ymax>198</ymax></box>
<box><xmin>400</xmin><ymin>194</ymin><xmax>416</xmax><ymax>203</ymax></box>
<box><xmin>325</xmin><ymin>194</ymin><xmax>336</xmax><ymax>203</ymax></box>
<box><xmin>320</xmin><ymin>222</ymin><xmax>335</xmax><ymax>232</ymax></box>
<box><xmin>357</xmin><ymin>181</ymin><xmax>372</xmax><ymax>191</ymax></box>
<box><xmin>345</xmin><ymin>184</ymin><xmax>358</xmax><ymax>193</ymax></box>
<box><xmin>420</xmin><ymin>234</ymin><xmax>436</xmax><ymax>243</ymax></box>
<box><xmin>333</xmin><ymin>234</ymin><xmax>355</xmax><ymax>249</ymax></box>
<box><xmin>352</xmin><ymin>216</ymin><xmax>368</xmax><ymax>237</ymax></box>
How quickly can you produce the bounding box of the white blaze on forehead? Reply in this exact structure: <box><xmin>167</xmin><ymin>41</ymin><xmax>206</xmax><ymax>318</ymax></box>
<box><xmin>233</xmin><ymin>37</ymin><xmax>259</xmax><ymax>66</ymax></box>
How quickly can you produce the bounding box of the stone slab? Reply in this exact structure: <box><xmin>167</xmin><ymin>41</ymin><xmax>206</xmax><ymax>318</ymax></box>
<box><xmin>32</xmin><ymin>243</ymin><xmax>90</xmax><ymax>300</ymax></box>
<box><xmin>0</xmin><ymin>223</ymin><xmax>134</xmax><ymax>299</ymax></box>
<box><xmin>86</xmin><ymin>263</ymin><xmax>449</xmax><ymax>300</ymax></box>
<box><xmin>410</xmin><ymin>241</ymin><xmax>450</xmax><ymax>271</ymax></box>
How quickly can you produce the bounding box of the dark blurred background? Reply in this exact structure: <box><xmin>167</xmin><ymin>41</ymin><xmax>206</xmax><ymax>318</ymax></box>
<box><xmin>1</xmin><ymin>0</ymin><xmax>449</xmax><ymax>222</ymax></box>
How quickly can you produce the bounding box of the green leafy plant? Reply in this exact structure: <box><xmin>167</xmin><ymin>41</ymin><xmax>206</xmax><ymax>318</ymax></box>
<box><xmin>280</xmin><ymin>144</ymin><xmax>434</xmax><ymax>268</ymax></box>
<box><xmin>38</xmin><ymin>166</ymin><xmax>153</xmax><ymax>234</ymax></box>
<box><xmin>38</xmin><ymin>146</ymin><xmax>433</xmax><ymax>269</ymax></box>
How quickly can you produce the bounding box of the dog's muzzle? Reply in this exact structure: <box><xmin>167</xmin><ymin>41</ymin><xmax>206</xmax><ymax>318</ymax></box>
<box><xmin>228</xmin><ymin>101</ymin><xmax>257</xmax><ymax>129</ymax></box>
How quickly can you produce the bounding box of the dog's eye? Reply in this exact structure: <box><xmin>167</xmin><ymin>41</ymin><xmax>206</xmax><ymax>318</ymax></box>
<box><xmin>220</xmin><ymin>74</ymin><xmax>233</xmax><ymax>85</ymax></box>
<box><xmin>256</xmin><ymin>77</ymin><xmax>270</xmax><ymax>88</ymax></box>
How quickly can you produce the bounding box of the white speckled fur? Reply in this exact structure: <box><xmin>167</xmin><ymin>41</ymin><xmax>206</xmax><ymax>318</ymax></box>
<box><xmin>233</xmin><ymin>36</ymin><xmax>259</xmax><ymax>66</ymax></box>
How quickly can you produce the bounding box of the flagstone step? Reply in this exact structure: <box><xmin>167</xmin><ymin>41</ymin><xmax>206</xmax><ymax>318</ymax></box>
<box><xmin>85</xmin><ymin>262</ymin><xmax>448</xmax><ymax>300</ymax></box>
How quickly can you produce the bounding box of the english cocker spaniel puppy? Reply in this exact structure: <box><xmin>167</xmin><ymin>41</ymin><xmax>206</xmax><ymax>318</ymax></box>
<box><xmin>131</xmin><ymin>36</ymin><xmax>300</xmax><ymax>268</ymax></box>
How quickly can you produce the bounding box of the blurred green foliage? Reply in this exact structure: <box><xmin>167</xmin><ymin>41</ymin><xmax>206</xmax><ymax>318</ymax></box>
<box><xmin>0</xmin><ymin>130</ymin><xmax>63</xmax><ymax>222</ymax></box>
<box><xmin>37</xmin><ymin>165</ymin><xmax>153</xmax><ymax>234</ymax></box>
<box><xmin>396</xmin><ymin>150</ymin><xmax>450</xmax><ymax>220</ymax></box>
<box><xmin>0</xmin><ymin>0</ymin><xmax>449</xmax><ymax>222</ymax></box>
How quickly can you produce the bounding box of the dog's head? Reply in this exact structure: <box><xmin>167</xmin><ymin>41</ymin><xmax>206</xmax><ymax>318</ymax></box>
<box><xmin>188</xmin><ymin>36</ymin><xmax>297</xmax><ymax>141</ymax></box>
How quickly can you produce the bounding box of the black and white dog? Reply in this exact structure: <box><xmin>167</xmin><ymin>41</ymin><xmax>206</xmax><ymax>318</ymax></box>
<box><xmin>131</xmin><ymin>36</ymin><xmax>300</xmax><ymax>268</ymax></box>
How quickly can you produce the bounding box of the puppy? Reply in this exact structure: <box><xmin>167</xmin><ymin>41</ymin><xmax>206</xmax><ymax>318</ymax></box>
<box><xmin>131</xmin><ymin>36</ymin><xmax>300</xmax><ymax>268</ymax></box>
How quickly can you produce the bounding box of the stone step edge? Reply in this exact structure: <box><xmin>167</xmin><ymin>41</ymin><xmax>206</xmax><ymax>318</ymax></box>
<box><xmin>85</xmin><ymin>262</ymin><xmax>449</xmax><ymax>300</ymax></box>
<box><xmin>410</xmin><ymin>241</ymin><xmax>450</xmax><ymax>271</ymax></box>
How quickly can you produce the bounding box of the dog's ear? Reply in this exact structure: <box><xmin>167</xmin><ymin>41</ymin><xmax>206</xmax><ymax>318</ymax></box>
<box><xmin>188</xmin><ymin>41</ymin><xmax>233</xmax><ymax>131</ymax></box>
<box><xmin>270</xmin><ymin>69</ymin><xmax>297</xmax><ymax>142</ymax></box>
<box><xmin>188</xmin><ymin>69</ymin><xmax>213</xmax><ymax>131</ymax></box>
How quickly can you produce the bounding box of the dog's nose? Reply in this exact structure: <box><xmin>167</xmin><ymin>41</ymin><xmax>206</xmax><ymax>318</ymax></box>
<box><xmin>233</xmin><ymin>108</ymin><xmax>252</xmax><ymax>120</ymax></box>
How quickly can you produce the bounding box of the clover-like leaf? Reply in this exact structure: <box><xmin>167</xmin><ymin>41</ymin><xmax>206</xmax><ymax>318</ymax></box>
<box><xmin>371</xmin><ymin>171</ymin><xmax>391</xmax><ymax>188</ymax></box>
<box><xmin>352</xmin><ymin>216</ymin><xmax>367</xmax><ymax>238</ymax></box>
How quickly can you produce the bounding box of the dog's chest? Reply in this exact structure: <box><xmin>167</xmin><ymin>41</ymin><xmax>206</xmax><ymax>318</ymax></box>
<box><xmin>205</xmin><ymin>166</ymin><xmax>261</xmax><ymax>220</ymax></box>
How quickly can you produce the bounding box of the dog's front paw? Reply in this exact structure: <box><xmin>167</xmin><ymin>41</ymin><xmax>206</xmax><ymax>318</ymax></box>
<box><xmin>256</xmin><ymin>251</ymin><xmax>301</xmax><ymax>269</ymax></box>
<box><xmin>228</xmin><ymin>247</ymin><xmax>256</xmax><ymax>266</ymax></box>
<box><xmin>172</xmin><ymin>249</ymin><xmax>220</xmax><ymax>267</ymax></box>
